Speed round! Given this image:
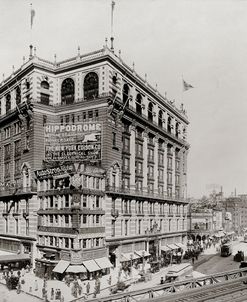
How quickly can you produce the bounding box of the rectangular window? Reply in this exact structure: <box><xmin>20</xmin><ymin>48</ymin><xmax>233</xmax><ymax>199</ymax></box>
<box><xmin>14</xmin><ymin>140</ymin><xmax>21</xmax><ymax>157</ymax></box>
<box><xmin>50</xmin><ymin>215</ymin><xmax>53</xmax><ymax>224</ymax></box>
<box><xmin>96</xmin><ymin>215</ymin><xmax>99</xmax><ymax>224</ymax></box>
<box><xmin>65</xmin><ymin>194</ymin><xmax>69</xmax><ymax>207</ymax></box>
<box><xmin>14</xmin><ymin>158</ymin><xmax>21</xmax><ymax>175</ymax></box>
<box><xmin>83</xmin><ymin>112</ymin><xmax>86</xmax><ymax>121</ymax></box>
<box><xmin>65</xmin><ymin>115</ymin><xmax>70</xmax><ymax>124</ymax></box>
<box><xmin>71</xmin><ymin>114</ymin><xmax>75</xmax><ymax>123</ymax></box>
<box><xmin>95</xmin><ymin>110</ymin><xmax>98</xmax><ymax>119</ymax></box>
<box><xmin>88</xmin><ymin>111</ymin><xmax>93</xmax><ymax>121</ymax></box>
<box><xmin>125</xmin><ymin>220</ymin><xmax>128</xmax><ymax>236</ymax></box>
<box><xmin>14</xmin><ymin>122</ymin><xmax>21</xmax><ymax>135</ymax></box>
<box><xmin>123</xmin><ymin>157</ymin><xmax>130</xmax><ymax>172</ymax></box>
<box><xmin>96</xmin><ymin>196</ymin><xmax>99</xmax><ymax>208</ymax></box>
<box><xmin>4</xmin><ymin>162</ymin><xmax>10</xmax><ymax>179</ymax></box>
<box><xmin>112</xmin><ymin>132</ymin><xmax>117</xmax><ymax>147</ymax></box>
<box><xmin>26</xmin><ymin>219</ymin><xmax>29</xmax><ymax>235</ymax></box>
<box><xmin>83</xmin><ymin>195</ymin><xmax>87</xmax><ymax>207</ymax></box>
<box><xmin>83</xmin><ymin>215</ymin><xmax>87</xmax><ymax>224</ymax></box>
<box><xmin>60</xmin><ymin>116</ymin><xmax>63</xmax><ymax>125</ymax></box>
<box><xmin>123</xmin><ymin>137</ymin><xmax>130</xmax><ymax>152</ymax></box>
<box><xmin>4</xmin><ymin>144</ymin><xmax>11</xmax><ymax>160</ymax></box>
<box><xmin>123</xmin><ymin>177</ymin><xmax>130</xmax><ymax>189</ymax></box>
<box><xmin>83</xmin><ymin>239</ymin><xmax>87</xmax><ymax>248</ymax></box>
<box><xmin>65</xmin><ymin>238</ymin><xmax>69</xmax><ymax>248</ymax></box>
<box><xmin>4</xmin><ymin>126</ymin><xmax>11</xmax><ymax>139</ymax></box>
<box><xmin>65</xmin><ymin>215</ymin><xmax>69</xmax><ymax>225</ymax></box>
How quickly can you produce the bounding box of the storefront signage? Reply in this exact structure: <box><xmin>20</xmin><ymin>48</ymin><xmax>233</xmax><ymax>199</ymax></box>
<box><xmin>44</xmin><ymin>122</ymin><xmax>102</xmax><ymax>162</ymax></box>
<box><xmin>35</xmin><ymin>164</ymin><xmax>75</xmax><ymax>180</ymax></box>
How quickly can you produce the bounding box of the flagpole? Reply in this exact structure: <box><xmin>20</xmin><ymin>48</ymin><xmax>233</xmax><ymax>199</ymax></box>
<box><xmin>110</xmin><ymin>1</ymin><xmax>115</xmax><ymax>51</ymax></box>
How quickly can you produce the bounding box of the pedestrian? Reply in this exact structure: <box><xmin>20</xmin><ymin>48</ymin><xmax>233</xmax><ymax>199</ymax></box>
<box><xmin>16</xmin><ymin>282</ymin><xmax>21</xmax><ymax>294</ymax></box>
<box><xmin>51</xmin><ymin>287</ymin><xmax>54</xmax><ymax>300</ymax></box>
<box><xmin>86</xmin><ymin>281</ymin><xmax>90</xmax><ymax>295</ymax></box>
<box><xmin>61</xmin><ymin>294</ymin><xmax>65</xmax><ymax>302</ymax></box>
<box><xmin>191</xmin><ymin>257</ymin><xmax>195</xmax><ymax>265</ymax></box>
<box><xmin>21</xmin><ymin>267</ymin><xmax>25</xmax><ymax>277</ymax></box>
<box><xmin>108</xmin><ymin>275</ymin><xmax>112</xmax><ymax>286</ymax></box>
<box><xmin>34</xmin><ymin>279</ymin><xmax>38</xmax><ymax>291</ymax></box>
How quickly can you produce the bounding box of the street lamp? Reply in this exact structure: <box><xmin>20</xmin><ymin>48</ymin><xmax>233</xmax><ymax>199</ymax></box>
<box><xmin>142</xmin><ymin>251</ymin><xmax>145</xmax><ymax>272</ymax></box>
<box><xmin>130</xmin><ymin>254</ymin><xmax>133</xmax><ymax>277</ymax></box>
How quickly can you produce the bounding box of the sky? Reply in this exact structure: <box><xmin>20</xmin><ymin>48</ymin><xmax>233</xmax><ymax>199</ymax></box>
<box><xmin>0</xmin><ymin>0</ymin><xmax>247</xmax><ymax>198</ymax></box>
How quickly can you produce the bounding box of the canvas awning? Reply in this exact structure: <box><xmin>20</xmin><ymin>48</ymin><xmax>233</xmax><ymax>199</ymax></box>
<box><xmin>160</xmin><ymin>245</ymin><xmax>171</xmax><ymax>252</ymax></box>
<box><xmin>122</xmin><ymin>252</ymin><xmax>140</xmax><ymax>261</ymax></box>
<box><xmin>53</xmin><ymin>260</ymin><xmax>70</xmax><ymax>274</ymax></box>
<box><xmin>0</xmin><ymin>254</ymin><xmax>30</xmax><ymax>263</ymax></box>
<box><xmin>82</xmin><ymin>260</ymin><xmax>100</xmax><ymax>272</ymax></box>
<box><xmin>66</xmin><ymin>265</ymin><xmax>87</xmax><ymax>273</ymax></box>
<box><xmin>120</xmin><ymin>254</ymin><xmax>129</xmax><ymax>262</ymax></box>
<box><xmin>175</xmin><ymin>243</ymin><xmax>187</xmax><ymax>250</ymax></box>
<box><xmin>94</xmin><ymin>257</ymin><xmax>113</xmax><ymax>269</ymax></box>
<box><xmin>167</xmin><ymin>243</ymin><xmax>179</xmax><ymax>250</ymax></box>
<box><xmin>135</xmin><ymin>250</ymin><xmax>151</xmax><ymax>258</ymax></box>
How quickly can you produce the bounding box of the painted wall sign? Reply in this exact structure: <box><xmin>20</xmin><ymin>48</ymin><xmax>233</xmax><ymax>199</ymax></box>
<box><xmin>44</xmin><ymin>122</ymin><xmax>102</xmax><ymax>162</ymax></box>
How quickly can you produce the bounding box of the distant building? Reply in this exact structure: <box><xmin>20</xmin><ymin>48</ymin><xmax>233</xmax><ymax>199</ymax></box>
<box><xmin>224</xmin><ymin>196</ymin><xmax>247</xmax><ymax>232</ymax></box>
<box><xmin>187</xmin><ymin>206</ymin><xmax>223</xmax><ymax>241</ymax></box>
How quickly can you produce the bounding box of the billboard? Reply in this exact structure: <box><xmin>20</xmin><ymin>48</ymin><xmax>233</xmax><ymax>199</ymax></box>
<box><xmin>44</xmin><ymin>122</ymin><xmax>102</xmax><ymax>162</ymax></box>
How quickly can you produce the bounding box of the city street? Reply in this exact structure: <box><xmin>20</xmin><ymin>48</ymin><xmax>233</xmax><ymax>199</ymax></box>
<box><xmin>196</xmin><ymin>238</ymin><xmax>247</xmax><ymax>275</ymax></box>
<box><xmin>0</xmin><ymin>283</ymin><xmax>42</xmax><ymax>302</ymax></box>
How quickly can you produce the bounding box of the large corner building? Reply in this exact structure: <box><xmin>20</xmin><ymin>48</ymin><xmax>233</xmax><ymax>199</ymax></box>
<box><xmin>0</xmin><ymin>44</ymin><xmax>189</xmax><ymax>274</ymax></box>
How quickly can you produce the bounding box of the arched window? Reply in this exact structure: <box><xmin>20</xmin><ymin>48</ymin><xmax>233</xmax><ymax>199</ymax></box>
<box><xmin>15</xmin><ymin>86</ymin><xmax>21</xmax><ymax>105</ymax></box>
<box><xmin>61</xmin><ymin>78</ymin><xmax>75</xmax><ymax>105</ymax></box>
<box><xmin>84</xmin><ymin>72</ymin><xmax>99</xmax><ymax>100</ymax></box>
<box><xmin>6</xmin><ymin>94</ymin><xmax>11</xmax><ymax>113</ymax></box>
<box><xmin>122</xmin><ymin>84</ymin><xmax>129</xmax><ymax>107</ymax></box>
<box><xmin>167</xmin><ymin>116</ymin><xmax>172</xmax><ymax>133</ymax></box>
<box><xmin>148</xmin><ymin>102</ymin><xmax>153</xmax><ymax>122</ymax></box>
<box><xmin>40</xmin><ymin>81</ymin><xmax>50</xmax><ymax>105</ymax></box>
<box><xmin>158</xmin><ymin>110</ymin><xmax>163</xmax><ymax>127</ymax></box>
<box><xmin>136</xmin><ymin>94</ymin><xmax>142</xmax><ymax>115</ymax></box>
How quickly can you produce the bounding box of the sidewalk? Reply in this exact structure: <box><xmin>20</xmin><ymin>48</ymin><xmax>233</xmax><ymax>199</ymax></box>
<box><xmin>0</xmin><ymin>245</ymin><xmax>221</xmax><ymax>301</ymax></box>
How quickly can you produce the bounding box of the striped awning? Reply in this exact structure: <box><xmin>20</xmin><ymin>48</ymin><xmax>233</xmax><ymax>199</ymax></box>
<box><xmin>160</xmin><ymin>245</ymin><xmax>171</xmax><ymax>252</ymax></box>
<box><xmin>167</xmin><ymin>243</ymin><xmax>179</xmax><ymax>250</ymax></box>
<box><xmin>82</xmin><ymin>260</ymin><xmax>100</xmax><ymax>272</ymax></box>
<box><xmin>66</xmin><ymin>265</ymin><xmax>87</xmax><ymax>273</ymax></box>
<box><xmin>175</xmin><ymin>243</ymin><xmax>187</xmax><ymax>250</ymax></box>
<box><xmin>135</xmin><ymin>250</ymin><xmax>151</xmax><ymax>257</ymax></box>
<box><xmin>53</xmin><ymin>260</ymin><xmax>70</xmax><ymax>274</ymax></box>
<box><xmin>94</xmin><ymin>257</ymin><xmax>113</xmax><ymax>269</ymax></box>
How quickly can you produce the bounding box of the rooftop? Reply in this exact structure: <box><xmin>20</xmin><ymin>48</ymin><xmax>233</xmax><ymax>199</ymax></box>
<box><xmin>0</xmin><ymin>45</ymin><xmax>188</xmax><ymax>121</ymax></box>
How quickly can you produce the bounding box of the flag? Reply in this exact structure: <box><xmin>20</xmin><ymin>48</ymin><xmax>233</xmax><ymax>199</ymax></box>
<box><xmin>112</xmin><ymin>0</ymin><xmax>116</xmax><ymax>10</ymax></box>
<box><xmin>31</xmin><ymin>5</ymin><xmax>35</xmax><ymax>29</ymax></box>
<box><xmin>183</xmin><ymin>79</ymin><xmax>194</xmax><ymax>91</ymax></box>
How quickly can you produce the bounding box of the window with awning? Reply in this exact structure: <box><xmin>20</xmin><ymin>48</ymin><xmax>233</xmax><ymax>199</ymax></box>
<box><xmin>160</xmin><ymin>246</ymin><xmax>171</xmax><ymax>252</ymax></box>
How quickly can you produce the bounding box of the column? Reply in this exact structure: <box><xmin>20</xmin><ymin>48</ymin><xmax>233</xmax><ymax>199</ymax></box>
<box><xmin>172</xmin><ymin>146</ymin><xmax>176</xmax><ymax>198</ymax></box>
<box><xmin>163</xmin><ymin>141</ymin><xmax>168</xmax><ymax>196</ymax></box>
<box><xmin>143</xmin><ymin>130</ymin><xmax>148</xmax><ymax>193</ymax></box>
<box><xmin>129</xmin><ymin>124</ymin><xmax>136</xmax><ymax>190</ymax></box>
<box><xmin>154</xmin><ymin>136</ymin><xmax>159</xmax><ymax>194</ymax></box>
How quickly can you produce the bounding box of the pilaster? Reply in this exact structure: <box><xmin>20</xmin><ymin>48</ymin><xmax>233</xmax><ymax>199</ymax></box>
<box><xmin>129</xmin><ymin>124</ymin><xmax>136</xmax><ymax>190</ymax></box>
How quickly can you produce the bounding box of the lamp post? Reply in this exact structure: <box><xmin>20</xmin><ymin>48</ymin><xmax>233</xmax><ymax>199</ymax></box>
<box><xmin>142</xmin><ymin>251</ymin><xmax>145</xmax><ymax>272</ymax></box>
<box><xmin>130</xmin><ymin>254</ymin><xmax>133</xmax><ymax>277</ymax></box>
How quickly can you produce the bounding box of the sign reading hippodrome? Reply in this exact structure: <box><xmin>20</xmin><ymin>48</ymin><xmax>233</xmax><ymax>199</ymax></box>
<box><xmin>44</xmin><ymin>122</ymin><xmax>102</xmax><ymax>162</ymax></box>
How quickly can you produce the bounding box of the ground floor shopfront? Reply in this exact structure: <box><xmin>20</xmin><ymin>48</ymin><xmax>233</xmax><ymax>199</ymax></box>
<box><xmin>35</xmin><ymin>246</ymin><xmax>113</xmax><ymax>281</ymax></box>
<box><xmin>0</xmin><ymin>235</ymin><xmax>36</xmax><ymax>266</ymax></box>
<box><xmin>107</xmin><ymin>231</ymin><xmax>187</xmax><ymax>269</ymax></box>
